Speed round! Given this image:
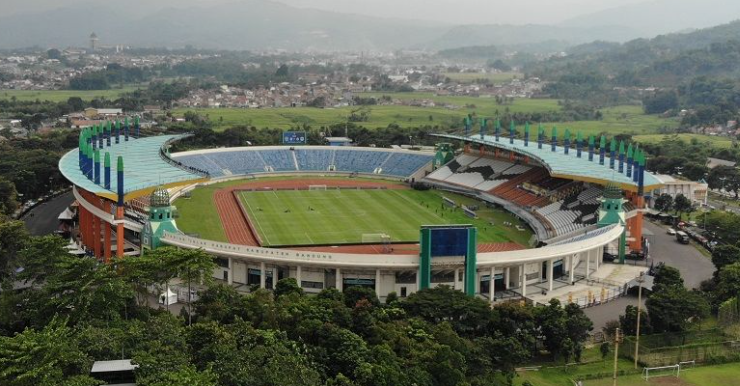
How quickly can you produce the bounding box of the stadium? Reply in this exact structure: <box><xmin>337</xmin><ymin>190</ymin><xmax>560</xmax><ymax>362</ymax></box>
<box><xmin>59</xmin><ymin>119</ymin><xmax>661</xmax><ymax>305</ymax></box>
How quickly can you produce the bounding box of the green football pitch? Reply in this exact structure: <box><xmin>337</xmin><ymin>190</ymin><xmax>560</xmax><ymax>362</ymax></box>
<box><xmin>238</xmin><ymin>188</ymin><xmax>532</xmax><ymax>247</ymax></box>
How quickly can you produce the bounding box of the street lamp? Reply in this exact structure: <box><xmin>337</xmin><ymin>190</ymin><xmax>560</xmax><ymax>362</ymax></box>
<box><xmin>634</xmin><ymin>272</ymin><xmax>645</xmax><ymax>369</ymax></box>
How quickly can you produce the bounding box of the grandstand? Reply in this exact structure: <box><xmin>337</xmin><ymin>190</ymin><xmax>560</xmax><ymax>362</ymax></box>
<box><xmin>424</xmin><ymin>147</ymin><xmax>647</xmax><ymax>239</ymax></box>
<box><xmin>173</xmin><ymin>146</ymin><xmax>433</xmax><ymax>178</ymax></box>
<box><xmin>59</xmin><ymin>121</ymin><xmax>655</xmax><ymax>306</ymax></box>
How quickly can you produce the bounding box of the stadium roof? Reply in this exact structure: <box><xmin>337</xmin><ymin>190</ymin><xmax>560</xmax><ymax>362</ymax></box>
<box><xmin>434</xmin><ymin>133</ymin><xmax>662</xmax><ymax>192</ymax></box>
<box><xmin>59</xmin><ymin>134</ymin><xmax>205</xmax><ymax>201</ymax></box>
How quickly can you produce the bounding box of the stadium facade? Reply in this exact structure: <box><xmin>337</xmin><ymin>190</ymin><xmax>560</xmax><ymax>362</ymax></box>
<box><xmin>60</xmin><ymin>119</ymin><xmax>659</xmax><ymax>304</ymax></box>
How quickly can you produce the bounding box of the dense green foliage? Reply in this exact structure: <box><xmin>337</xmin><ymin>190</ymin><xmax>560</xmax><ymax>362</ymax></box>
<box><xmin>525</xmin><ymin>21</ymin><xmax>740</xmax><ymax>125</ymax></box>
<box><xmin>0</xmin><ymin>231</ymin><xmax>596</xmax><ymax>386</ymax></box>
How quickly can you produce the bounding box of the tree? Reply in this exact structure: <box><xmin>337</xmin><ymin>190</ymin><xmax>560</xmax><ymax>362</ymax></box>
<box><xmin>708</xmin><ymin>165</ymin><xmax>740</xmax><ymax>197</ymax></box>
<box><xmin>651</xmin><ymin>263</ymin><xmax>684</xmax><ymax>289</ymax></box>
<box><xmin>0</xmin><ymin>220</ymin><xmax>30</xmax><ymax>282</ymax></box>
<box><xmin>274</xmin><ymin>277</ymin><xmax>303</xmax><ymax>298</ymax></box>
<box><xmin>0</xmin><ymin>177</ymin><xmax>18</xmax><ymax>216</ymax></box>
<box><xmin>402</xmin><ymin>286</ymin><xmax>492</xmax><ymax>336</ymax></box>
<box><xmin>643</xmin><ymin>90</ymin><xmax>678</xmax><ymax>114</ymax></box>
<box><xmin>711</xmin><ymin>244</ymin><xmax>740</xmax><ymax>272</ymax></box>
<box><xmin>343</xmin><ymin>286</ymin><xmax>379</xmax><ymax>308</ymax></box>
<box><xmin>716</xmin><ymin>262</ymin><xmax>740</xmax><ymax>302</ymax></box>
<box><xmin>275</xmin><ymin>64</ymin><xmax>289</xmax><ymax>78</ymax></box>
<box><xmin>192</xmin><ymin>283</ymin><xmax>245</xmax><ymax>324</ymax></box>
<box><xmin>146</xmin><ymin>366</ymin><xmax>218</xmax><ymax>386</ymax></box>
<box><xmin>385</xmin><ymin>291</ymin><xmax>398</xmax><ymax>305</ymax></box>
<box><xmin>46</xmin><ymin>48</ymin><xmax>62</xmax><ymax>60</ymax></box>
<box><xmin>564</xmin><ymin>302</ymin><xmax>593</xmax><ymax>361</ymax></box>
<box><xmin>653</xmin><ymin>193</ymin><xmax>673</xmax><ymax>213</ymax></box>
<box><xmin>673</xmin><ymin>194</ymin><xmax>693</xmax><ymax>218</ymax></box>
<box><xmin>157</xmin><ymin>248</ymin><xmax>216</xmax><ymax>325</ymax></box>
<box><xmin>619</xmin><ymin>305</ymin><xmax>652</xmax><ymax>336</ymax></box>
<box><xmin>646</xmin><ymin>286</ymin><xmax>709</xmax><ymax>332</ymax></box>
<box><xmin>66</xmin><ymin>97</ymin><xmax>85</xmax><ymax>112</ymax></box>
<box><xmin>599</xmin><ymin>342</ymin><xmax>610</xmax><ymax>363</ymax></box>
<box><xmin>0</xmin><ymin>317</ymin><xmax>92</xmax><ymax>386</ymax></box>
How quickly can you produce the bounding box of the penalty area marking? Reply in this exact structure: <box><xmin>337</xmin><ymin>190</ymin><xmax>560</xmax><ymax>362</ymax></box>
<box><xmin>241</xmin><ymin>194</ymin><xmax>272</xmax><ymax>246</ymax></box>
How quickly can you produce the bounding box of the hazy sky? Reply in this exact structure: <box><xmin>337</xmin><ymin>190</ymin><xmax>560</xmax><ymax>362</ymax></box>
<box><xmin>4</xmin><ymin>0</ymin><xmax>653</xmax><ymax>24</ymax></box>
<box><xmin>277</xmin><ymin>0</ymin><xmax>652</xmax><ymax>24</ymax></box>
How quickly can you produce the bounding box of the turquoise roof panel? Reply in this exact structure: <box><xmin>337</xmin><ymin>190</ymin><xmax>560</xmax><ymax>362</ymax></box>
<box><xmin>434</xmin><ymin>133</ymin><xmax>662</xmax><ymax>191</ymax></box>
<box><xmin>59</xmin><ymin>135</ymin><xmax>204</xmax><ymax>200</ymax></box>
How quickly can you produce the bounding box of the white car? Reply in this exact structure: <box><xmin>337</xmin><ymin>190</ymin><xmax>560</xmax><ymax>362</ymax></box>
<box><xmin>667</xmin><ymin>228</ymin><xmax>677</xmax><ymax>235</ymax></box>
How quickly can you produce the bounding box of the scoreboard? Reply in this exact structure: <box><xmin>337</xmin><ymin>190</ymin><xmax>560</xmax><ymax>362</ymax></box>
<box><xmin>282</xmin><ymin>131</ymin><xmax>307</xmax><ymax>145</ymax></box>
<box><xmin>430</xmin><ymin>227</ymin><xmax>469</xmax><ymax>257</ymax></box>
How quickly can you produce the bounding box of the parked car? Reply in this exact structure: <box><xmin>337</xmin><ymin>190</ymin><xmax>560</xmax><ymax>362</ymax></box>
<box><xmin>667</xmin><ymin>228</ymin><xmax>677</xmax><ymax>235</ymax></box>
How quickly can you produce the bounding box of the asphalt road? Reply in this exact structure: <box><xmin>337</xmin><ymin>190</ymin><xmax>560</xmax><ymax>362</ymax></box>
<box><xmin>584</xmin><ymin>220</ymin><xmax>716</xmax><ymax>330</ymax></box>
<box><xmin>707</xmin><ymin>198</ymin><xmax>740</xmax><ymax>215</ymax></box>
<box><xmin>20</xmin><ymin>191</ymin><xmax>74</xmax><ymax>236</ymax></box>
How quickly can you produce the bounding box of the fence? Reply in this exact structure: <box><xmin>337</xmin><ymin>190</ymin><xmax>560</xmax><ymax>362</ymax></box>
<box><xmin>719</xmin><ymin>296</ymin><xmax>740</xmax><ymax>327</ymax></box>
<box><xmin>620</xmin><ymin>328</ymin><xmax>740</xmax><ymax>366</ymax></box>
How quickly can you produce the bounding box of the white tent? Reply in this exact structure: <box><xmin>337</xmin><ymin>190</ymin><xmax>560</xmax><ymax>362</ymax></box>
<box><xmin>58</xmin><ymin>208</ymin><xmax>74</xmax><ymax>220</ymax></box>
<box><xmin>159</xmin><ymin>286</ymin><xmax>178</xmax><ymax>306</ymax></box>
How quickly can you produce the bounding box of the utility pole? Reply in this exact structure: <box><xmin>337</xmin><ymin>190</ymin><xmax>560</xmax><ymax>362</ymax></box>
<box><xmin>613</xmin><ymin>327</ymin><xmax>623</xmax><ymax>386</ymax></box>
<box><xmin>634</xmin><ymin>272</ymin><xmax>645</xmax><ymax>368</ymax></box>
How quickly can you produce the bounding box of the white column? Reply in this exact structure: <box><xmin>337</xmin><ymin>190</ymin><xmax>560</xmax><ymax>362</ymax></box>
<box><xmin>569</xmin><ymin>254</ymin><xmax>575</xmax><ymax>284</ymax></box>
<box><xmin>474</xmin><ymin>270</ymin><xmax>481</xmax><ymax>295</ymax></box>
<box><xmin>296</xmin><ymin>265</ymin><xmax>302</xmax><ymax>287</ymax></box>
<box><xmin>375</xmin><ymin>269</ymin><xmax>381</xmax><ymax>295</ymax></box>
<box><xmin>586</xmin><ymin>249</ymin><xmax>591</xmax><ymax>279</ymax></box>
<box><xmin>597</xmin><ymin>246</ymin><xmax>601</xmax><ymax>269</ymax></box>
<box><xmin>489</xmin><ymin>266</ymin><xmax>495</xmax><ymax>301</ymax></box>
<box><xmin>548</xmin><ymin>259</ymin><xmax>554</xmax><ymax>292</ymax></box>
<box><xmin>454</xmin><ymin>268</ymin><xmax>460</xmax><ymax>290</ymax></box>
<box><xmin>504</xmin><ymin>267</ymin><xmax>510</xmax><ymax>290</ymax></box>
<box><xmin>227</xmin><ymin>257</ymin><xmax>233</xmax><ymax>285</ymax></box>
<box><xmin>259</xmin><ymin>262</ymin><xmax>266</xmax><ymax>289</ymax></box>
<box><xmin>336</xmin><ymin>268</ymin><xmax>342</xmax><ymax>291</ymax></box>
<box><xmin>521</xmin><ymin>264</ymin><xmax>527</xmax><ymax>297</ymax></box>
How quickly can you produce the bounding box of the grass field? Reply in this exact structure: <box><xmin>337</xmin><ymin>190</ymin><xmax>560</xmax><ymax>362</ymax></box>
<box><xmin>172</xmin><ymin>97</ymin><xmax>561</xmax><ymax>131</ymax></box>
<box><xmin>633</xmin><ymin>133</ymin><xmax>734</xmax><ymax>149</ymax></box>
<box><xmin>540</xmin><ymin>105</ymin><xmax>680</xmax><ymax>139</ymax></box>
<box><xmin>442</xmin><ymin>71</ymin><xmax>521</xmax><ymax>84</ymax></box>
<box><xmin>173</xmin><ymin>177</ymin><xmax>533</xmax><ymax>246</ymax></box>
<box><xmin>172</xmin><ymin>94</ymin><xmax>678</xmax><ymax>137</ymax></box>
<box><xmin>239</xmin><ymin>188</ymin><xmax>533</xmax><ymax>246</ymax></box>
<box><xmin>515</xmin><ymin>359</ymin><xmax>740</xmax><ymax>386</ymax></box>
<box><xmin>0</xmin><ymin>86</ymin><xmax>141</xmax><ymax>102</ymax></box>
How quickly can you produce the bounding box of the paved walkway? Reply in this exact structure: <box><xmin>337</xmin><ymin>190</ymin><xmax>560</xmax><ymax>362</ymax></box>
<box><xmin>583</xmin><ymin>220</ymin><xmax>716</xmax><ymax>330</ymax></box>
<box><xmin>20</xmin><ymin>191</ymin><xmax>74</xmax><ymax>236</ymax></box>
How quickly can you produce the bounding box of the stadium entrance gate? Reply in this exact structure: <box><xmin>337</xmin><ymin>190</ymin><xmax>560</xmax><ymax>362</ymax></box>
<box><xmin>419</xmin><ymin>225</ymin><xmax>477</xmax><ymax>296</ymax></box>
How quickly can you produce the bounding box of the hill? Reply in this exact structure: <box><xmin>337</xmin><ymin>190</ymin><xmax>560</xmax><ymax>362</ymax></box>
<box><xmin>561</xmin><ymin>0</ymin><xmax>740</xmax><ymax>38</ymax></box>
<box><xmin>525</xmin><ymin>20</ymin><xmax>740</xmax><ymax>86</ymax></box>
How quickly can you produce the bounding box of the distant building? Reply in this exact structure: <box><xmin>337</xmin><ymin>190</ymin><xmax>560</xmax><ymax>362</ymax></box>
<box><xmin>706</xmin><ymin>157</ymin><xmax>736</xmax><ymax>169</ymax></box>
<box><xmin>90</xmin><ymin>32</ymin><xmax>99</xmax><ymax>51</ymax></box>
<box><xmin>84</xmin><ymin>108</ymin><xmax>123</xmax><ymax>119</ymax></box>
<box><xmin>325</xmin><ymin>137</ymin><xmax>352</xmax><ymax>146</ymax></box>
<box><xmin>652</xmin><ymin>174</ymin><xmax>708</xmax><ymax>206</ymax></box>
<box><xmin>90</xmin><ymin>359</ymin><xmax>137</xmax><ymax>386</ymax></box>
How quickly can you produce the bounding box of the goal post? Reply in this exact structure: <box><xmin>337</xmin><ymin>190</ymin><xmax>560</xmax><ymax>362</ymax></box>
<box><xmin>643</xmin><ymin>364</ymin><xmax>680</xmax><ymax>381</ymax></box>
<box><xmin>308</xmin><ymin>185</ymin><xmax>328</xmax><ymax>191</ymax></box>
<box><xmin>361</xmin><ymin>233</ymin><xmax>391</xmax><ymax>244</ymax></box>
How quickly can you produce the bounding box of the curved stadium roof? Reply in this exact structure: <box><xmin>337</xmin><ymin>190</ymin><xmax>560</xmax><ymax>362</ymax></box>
<box><xmin>434</xmin><ymin>133</ymin><xmax>662</xmax><ymax>193</ymax></box>
<box><xmin>59</xmin><ymin>135</ymin><xmax>205</xmax><ymax>201</ymax></box>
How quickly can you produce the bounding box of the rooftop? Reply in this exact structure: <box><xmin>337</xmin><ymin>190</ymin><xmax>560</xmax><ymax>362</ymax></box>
<box><xmin>59</xmin><ymin>135</ymin><xmax>205</xmax><ymax>201</ymax></box>
<box><xmin>90</xmin><ymin>359</ymin><xmax>137</xmax><ymax>373</ymax></box>
<box><xmin>434</xmin><ymin>133</ymin><xmax>662</xmax><ymax>192</ymax></box>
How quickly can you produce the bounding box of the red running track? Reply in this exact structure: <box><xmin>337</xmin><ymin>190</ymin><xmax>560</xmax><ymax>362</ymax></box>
<box><xmin>212</xmin><ymin>178</ymin><xmax>527</xmax><ymax>254</ymax></box>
